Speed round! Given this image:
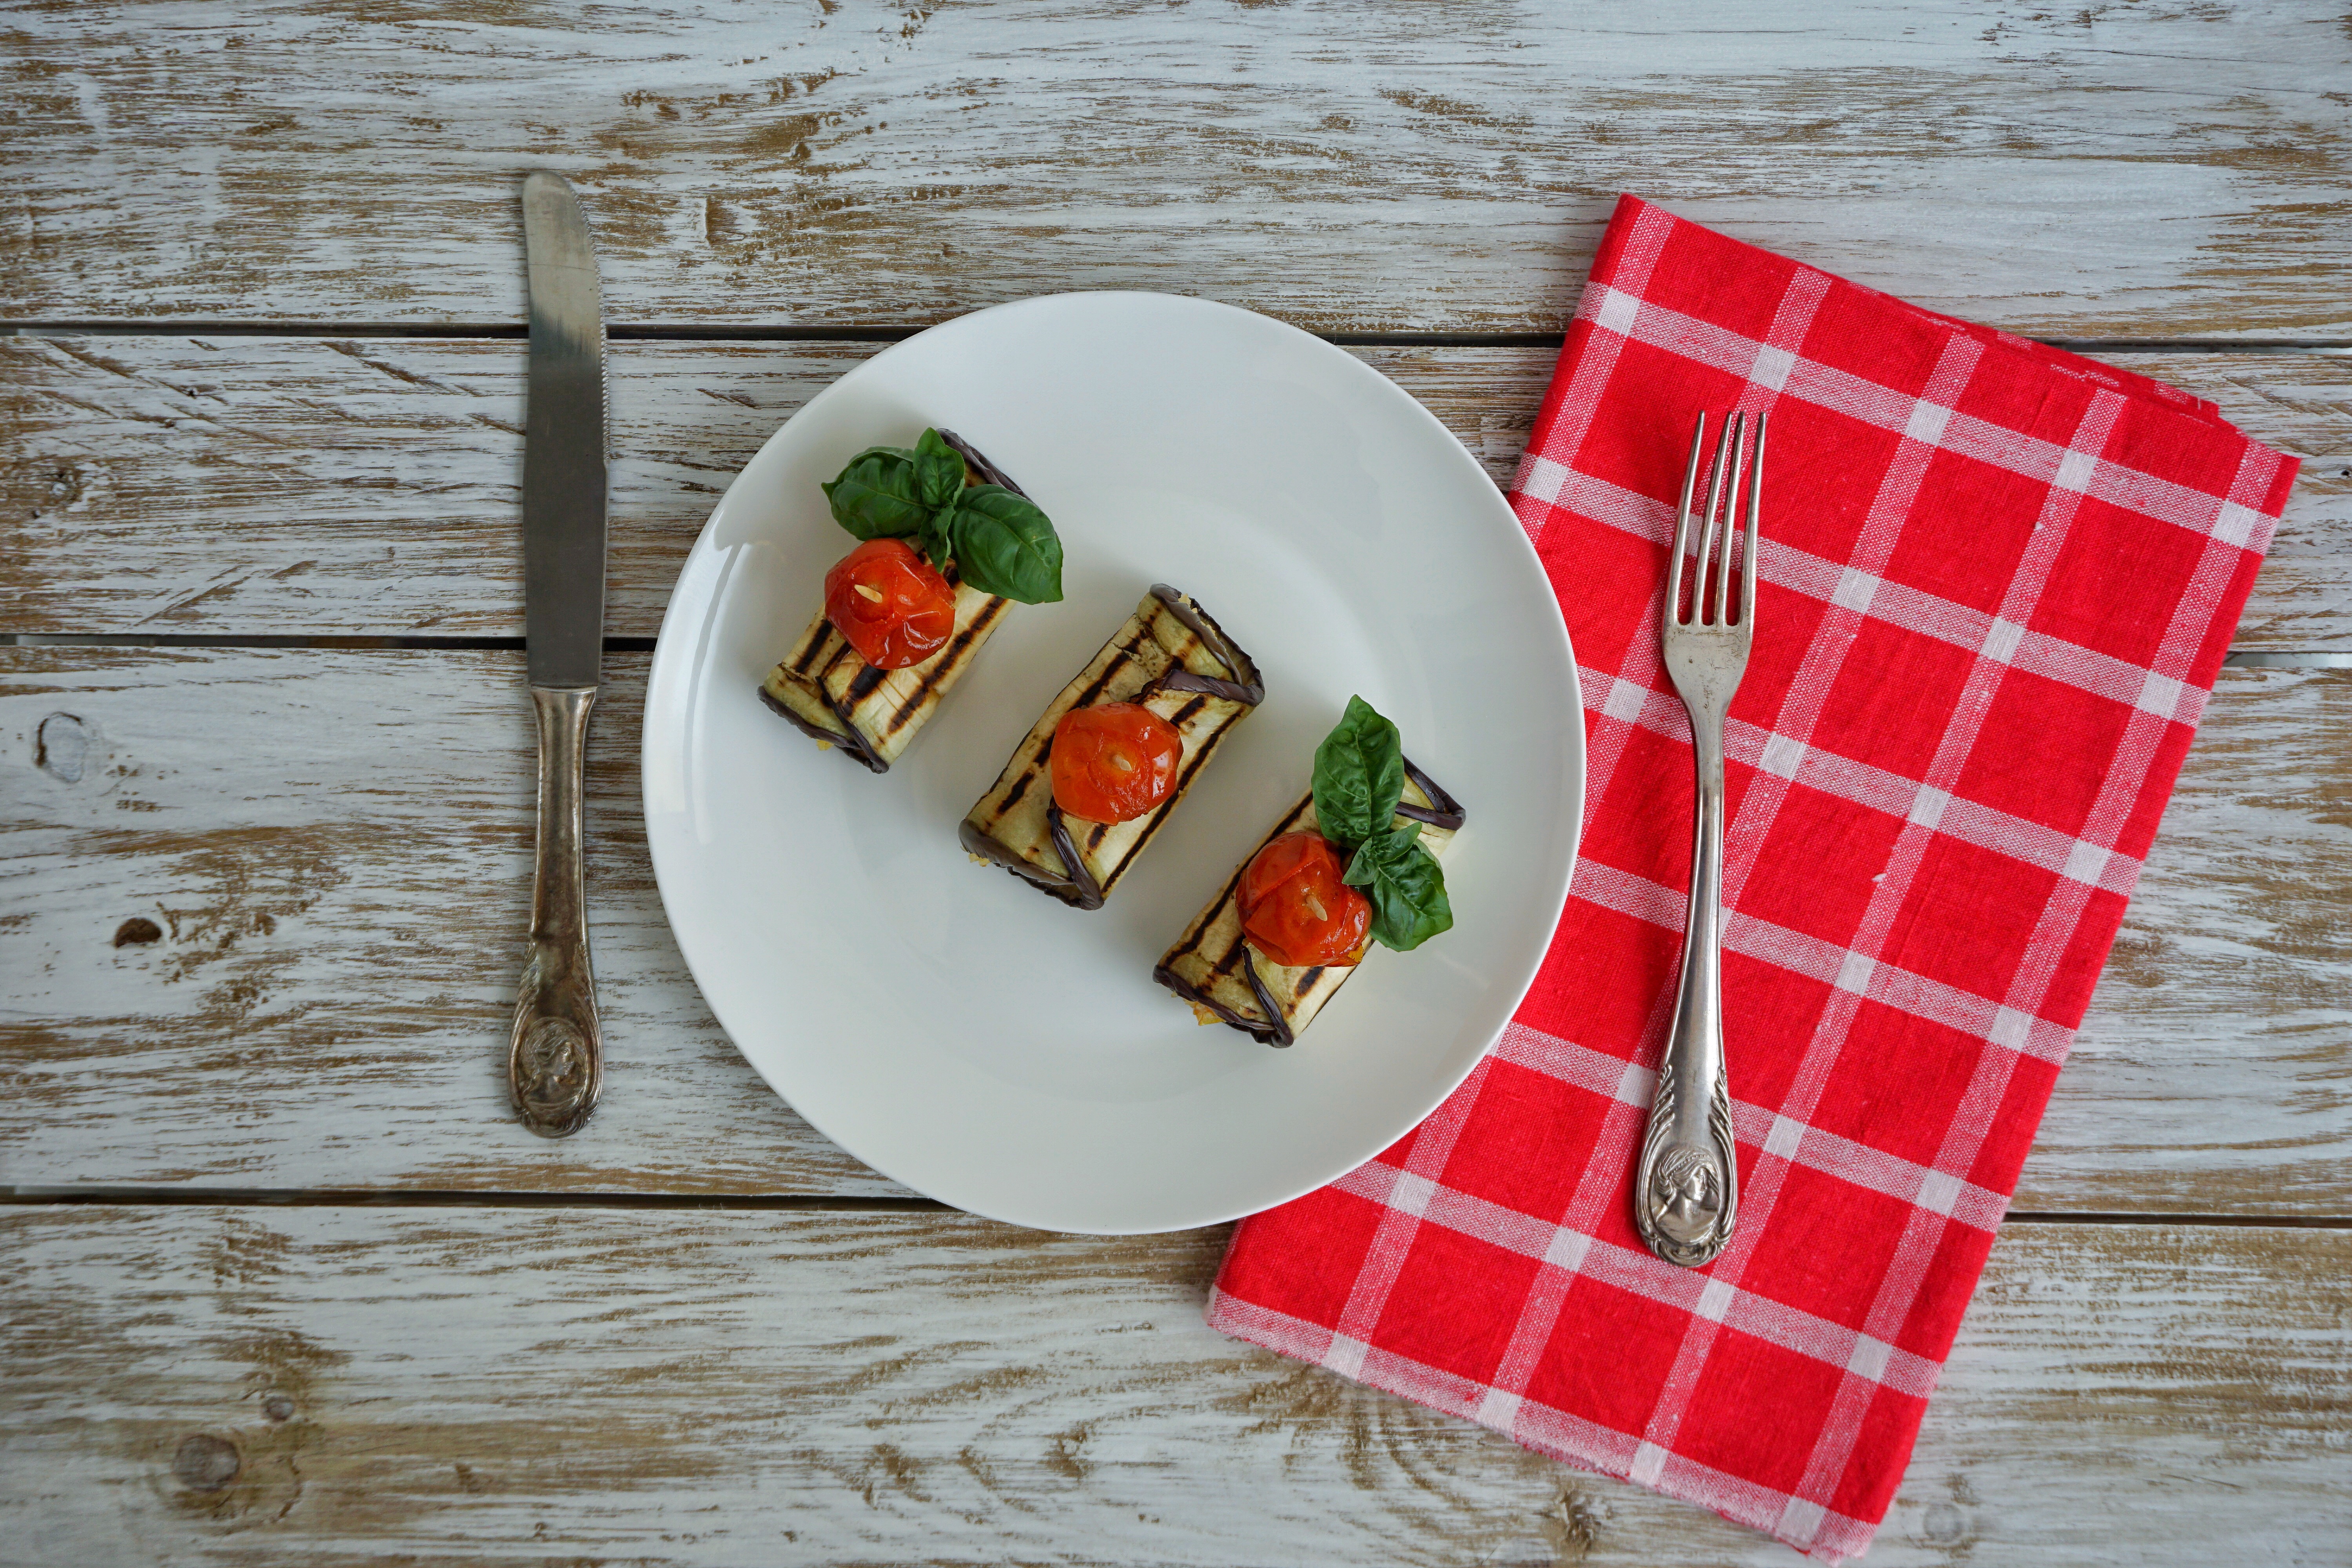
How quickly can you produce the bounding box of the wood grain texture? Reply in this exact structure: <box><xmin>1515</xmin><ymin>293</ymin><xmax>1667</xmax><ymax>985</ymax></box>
<box><xmin>4</xmin><ymin>2</ymin><xmax>2351</xmax><ymax>336</ymax></box>
<box><xmin>4</xmin><ymin>9</ymin><xmax>2345</xmax><ymax>1560</ymax></box>
<box><xmin>2</xmin><ymin>337</ymin><xmax>2345</xmax><ymax>644</ymax></box>
<box><xmin>0</xmin><ymin>646</ymin><xmax>881</xmax><ymax>1196</ymax></box>
<box><xmin>2052</xmin><ymin>665</ymin><xmax>2352</xmax><ymax>1214</ymax></box>
<box><xmin>4</xmin><ymin>650</ymin><xmax>2344</xmax><ymax>1211</ymax></box>
<box><xmin>1</xmin><ymin>1206</ymin><xmax>2343</xmax><ymax>1567</ymax></box>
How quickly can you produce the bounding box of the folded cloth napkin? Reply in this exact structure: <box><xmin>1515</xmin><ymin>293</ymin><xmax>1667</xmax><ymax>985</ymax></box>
<box><xmin>1206</xmin><ymin>194</ymin><xmax>2298</xmax><ymax>1562</ymax></box>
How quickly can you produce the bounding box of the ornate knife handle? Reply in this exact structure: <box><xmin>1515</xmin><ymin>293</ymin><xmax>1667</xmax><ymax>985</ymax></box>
<box><xmin>1634</xmin><ymin>714</ymin><xmax>1738</xmax><ymax>1267</ymax></box>
<box><xmin>510</xmin><ymin>685</ymin><xmax>603</xmax><ymax>1137</ymax></box>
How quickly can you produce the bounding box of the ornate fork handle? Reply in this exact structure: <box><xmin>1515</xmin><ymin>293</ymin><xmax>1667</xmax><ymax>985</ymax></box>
<box><xmin>1634</xmin><ymin>697</ymin><xmax>1739</xmax><ymax>1267</ymax></box>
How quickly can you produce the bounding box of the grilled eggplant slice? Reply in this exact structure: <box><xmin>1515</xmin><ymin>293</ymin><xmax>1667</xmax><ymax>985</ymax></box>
<box><xmin>1156</xmin><ymin>760</ymin><xmax>1463</xmax><ymax>1045</ymax></box>
<box><xmin>961</xmin><ymin>584</ymin><xmax>1263</xmax><ymax>909</ymax></box>
<box><xmin>760</xmin><ymin>570</ymin><xmax>1007</xmax><ymax>773</ymax></box>
<box><xmin>756</xmin><ymin>431</ymin><xmax>1024</xmax><ymax>774</ymax></box>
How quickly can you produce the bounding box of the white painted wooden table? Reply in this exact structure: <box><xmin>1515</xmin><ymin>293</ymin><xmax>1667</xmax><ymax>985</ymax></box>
<box><xmin>3</xmin><ymin>5</ymin><xmax>2347</xmax><ymax>1563</ymax></box>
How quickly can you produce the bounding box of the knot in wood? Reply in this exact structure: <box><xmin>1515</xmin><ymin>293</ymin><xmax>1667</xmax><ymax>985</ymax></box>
<box><xmin>114</xmin><ymin>917</ymin><xmax>163</xmax><ymax>948</ymax></box>
<box><xmin>171</xmin><ymin>1433</ymin><xmax>241</xmax><ymax>1492</ymax></box>
<box><xmin>34</xmin><ymin>712</ymin><xmax>88</xmax><ymax>784</ymax></box>
<box><xmin>1923</xmin><ymin>1503</ymin><xmax>1972</xmax><ymax>1545</ymax></box>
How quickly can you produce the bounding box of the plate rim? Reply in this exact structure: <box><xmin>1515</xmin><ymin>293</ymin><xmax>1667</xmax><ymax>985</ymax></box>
<box><xmin>641</xmin><ymin>288</ymin><xmax>1583</xmax><ymax>1233</ymax></box>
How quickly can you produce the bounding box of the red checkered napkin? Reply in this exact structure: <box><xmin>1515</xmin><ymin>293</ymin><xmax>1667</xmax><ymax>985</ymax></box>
<box><xmin>1206</xmin><ymin>194</ymin><xmax>2297</xmax><ymax>1561</ymax></box>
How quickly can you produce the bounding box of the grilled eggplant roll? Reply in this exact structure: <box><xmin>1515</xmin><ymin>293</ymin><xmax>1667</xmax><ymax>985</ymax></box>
<box><xmin>1156</xmin><ymin>760</ymin><xmax>1464</xmax><ymax>1046</ymax></box>
<box><xmin>961</xmin><ymin>585</ymin><xmax>1263</xmax><ymax>909</ymax></box>
<box><xmin>757</xmin><ymin>431</ymin><xmax>1024</xmax><ymax>774</ymax></box>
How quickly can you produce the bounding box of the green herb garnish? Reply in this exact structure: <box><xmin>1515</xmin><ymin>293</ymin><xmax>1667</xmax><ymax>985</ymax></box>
<box><xmin>1311</xmin><ymin>695</ymin><xmax>1407</xmax><ymax>849</ymax></box>
<box><xmin>1343</xmin><ymin>822</ymin><xmax>1455</xmax><ymax>953</ymax></box>
<box><xmin>819</xmin><ymin>428</ymin><xmax>1064</xmax><ymax>604</ymax></box>
<box><xmin>1308</xmin><ymin>695</ymin><xmax>1454</xmax><ymax>953</ymax></box>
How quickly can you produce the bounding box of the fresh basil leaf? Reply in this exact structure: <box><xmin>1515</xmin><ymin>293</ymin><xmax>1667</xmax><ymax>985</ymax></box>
<box><xmin>1311</xmin><ymin>695</ymin><xmax>1406</xmax><ymax>852</ymax></box>
<box><xmin>821</xmin><ymin>447</ymin><xmax>929</xmax><ymax>541</ymax></box>
<box><xmin>915</xmin><ymin>498</ymin><xmax>958</xmax><ymax>575</ymax></box>
<box><xmin>913</xmin><ymin>427</ymin><xmax>968</xmax><ymax>512</ymax></box>
<box><xmin>1343</xmin><ymin>824</ymin><xmax>1454</xmax><ymax>952</ymax></box>
<box><xmin>948</xmin><ymin>484</ymin><xmax>1064</xmax><ymax>603</ymax></box>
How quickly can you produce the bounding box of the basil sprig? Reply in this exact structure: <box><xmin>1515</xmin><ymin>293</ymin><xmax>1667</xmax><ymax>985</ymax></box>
<box><xmin>1308</xmin><ymin>695</ymin><xmax>1454</xmax><ymax>953</ymax></box>
<box><xmin>1311</xmin><ymin>696</ymin><xmax>1406</xmax><ymax>849</ymax></box>
<box><xmin>819</xmin><ymin>427</ymin><xmax>1064</xmax><ymax>604</ymax></box>
<box><xmin>1343</xmin><ymin>822</ymin><xmax>1455</xmax><ymax>953</ymax></box>
<box><xmin>822</xmin><ymin>444</ymin><xmax>929</xmax><ymax>541</ymax></box>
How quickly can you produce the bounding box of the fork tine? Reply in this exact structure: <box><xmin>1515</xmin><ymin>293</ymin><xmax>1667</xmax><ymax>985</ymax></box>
<box><xmin>1710</xmin><ymin>413</ymin><xmax>1747</xmax><ymax>628</ymax></box>
<box><xmin>1739</xmin><ymin>410</ymin><xmax>1766</xmax><ymax>628</ymax></box>
<box><xmin>1693</xmin><ymin>412</ymin><xmax>1735</xmax><ymax>626</ymax></box>
<box><xmin>1671</xmin><ymin>413</ymin><xmax>1707</xmax><ymax>626</ymax></box>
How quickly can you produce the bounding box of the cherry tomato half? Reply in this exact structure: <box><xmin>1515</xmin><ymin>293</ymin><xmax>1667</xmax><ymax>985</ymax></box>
<box><xmin>1238</xmin><ymin>830</ymin><xmax>1371</xmax><ymax>969</ymax></box>
<box><xmin>823</xmin><ymin>538</ymin><xmax>957</xmax><ymax>669</ymax></box>
<box><xmin>1050</xmin><ymin>702</ymin><xmax>1183</xmax><ymax>824</ymax></box>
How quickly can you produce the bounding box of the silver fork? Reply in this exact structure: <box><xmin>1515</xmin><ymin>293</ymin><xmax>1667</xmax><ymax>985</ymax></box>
<box><xmin>1635</xmin><ymin>410</ymin><xmax>1764</xmax><ymax>1269</ymax></box>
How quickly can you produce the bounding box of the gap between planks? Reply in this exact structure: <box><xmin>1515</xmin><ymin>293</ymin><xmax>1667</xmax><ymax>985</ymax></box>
<box><xmin>4</xmin><ymin>1187</ymin><xmax>2347</xmax><ymax>1227</ymax></box>
<box><xmin>5</xmin><ymin>320</ymin><xmax>2352</xmax><ymax>354</ymax></box>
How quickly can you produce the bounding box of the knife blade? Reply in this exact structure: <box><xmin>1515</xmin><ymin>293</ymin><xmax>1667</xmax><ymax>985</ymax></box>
<box><xmin>509</xmin><ymin>170</ymin><xmax>608</xmax><ymax>1138</ymax></box>
<box><xmin>521</xmin><ymin>171</ymin><xmax>608</xmax><ymax>690</ymax></box>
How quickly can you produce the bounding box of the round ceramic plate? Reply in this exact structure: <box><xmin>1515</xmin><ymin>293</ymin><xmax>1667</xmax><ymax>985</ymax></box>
<box><xmin>643</xmin><ymin>292</ymin><xmax>1581</xmax><ymax>1234</ymax></box>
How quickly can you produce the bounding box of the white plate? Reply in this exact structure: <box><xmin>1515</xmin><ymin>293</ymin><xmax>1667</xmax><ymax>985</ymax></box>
<box><xmin>642</xmin><ymin>292</ymin><xmax>1581</xmax><ymax>1234</ymax></box>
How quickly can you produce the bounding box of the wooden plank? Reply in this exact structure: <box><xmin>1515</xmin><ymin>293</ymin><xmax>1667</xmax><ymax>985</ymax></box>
<box><xmin>0</xmin><ymin>1206</ymin><xmax>2342</xmax><ymax>1565</ymax></box>
<box><xmin>3</xmin><ymin>650</ymin><xmax>2344</xmax><ymax>1212</ymax></box>
<box><xmin>4</xmin><ymin>2</ymin><xmax>2350</xmax><ymax>337</ymax></box>
<box><xmin>3</xmin><ymin>337</ymin><xmax>2345</xmax><ymax>646</ymax></box>
<box><xmin>2029</xmin><ymin>664</ymin><xmax>2352</xmax><ymax>1214</ymax></box>
<box><xmin>0</xmin><ymin>646</ymin><xmax>884</xmax><ymax>1198</ymax></box>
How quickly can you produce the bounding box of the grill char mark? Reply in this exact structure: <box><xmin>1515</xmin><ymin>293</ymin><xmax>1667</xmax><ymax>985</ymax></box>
<box><xmin>1240</xmin><ymin>949</ymin><xmax>1296</xmax><ymax>1047</ymax></box>
<box><xmin>1396</xmin><ymin>758</ymin><xmax>1466</xmax><ymax>831</ymax></box>
<box><xmin>938</xmin><ymin>429</ymin><xmax>1028</xmax><ymax>498</ymax></box>
<box><xmin>1063</xmin><ymin>688</ymin><xmax>1222</xmax><ymax>890</ymax></box>
<box><xmin>879</xmin><ymin>593</ymin><xmax>1008</xmax><ymax>737</ymax></box>
<box><xmin>1045</xmin><ymin>802</ymin><xmax>1107</xmax><ymax>909</ymax></box>
<box><xmin>764</xmin><ymin>583</ymin><xmax>1005</xmax><ymax>775</ymax></box>
<box><xmin>790</xmin><ymin>622</ymin><xmax>843</xmax><ymax>679</ymax></box>
<box><xmin>1155</xmin><ymin>759</ymin><xmax>1462</xmax><ymax>1045</ymax></box>
<box><xmin>757</xmin><ymin>433</ymin><xmax>1026</xmax><ymax>772</ymax></box>
<box><xmin>964</xmin><ymin>587</ymin><xmax>1264</xmax><ymax>909</ymax></box>
<box><xmin>759</xmin><ymin>683</ymin><xmax>876</xmax><ymax>769</ymax></box>
<box><xmin>1154</xmin><ymin>960</ymin><xmax>1285</xmax><ymax>1043</ymax></box>
<box><xmin>1148</xmin><ymin>584</ymin><xmax>1265</xmax><ymax>705</ymax></box>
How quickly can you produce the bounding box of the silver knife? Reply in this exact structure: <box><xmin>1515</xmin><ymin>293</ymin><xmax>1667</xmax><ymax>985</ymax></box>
<box><xmin>509</xmin><ymin>170</ymin><xmax>608</xmax><ymax>1137</ymax></box>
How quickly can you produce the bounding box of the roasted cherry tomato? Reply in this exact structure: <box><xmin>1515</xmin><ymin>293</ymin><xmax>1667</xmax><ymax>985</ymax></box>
<box><xmin>1238</xmin><ymin>830</ymin><xmax>1371</xmax><ymax>969</ymax></box>
<box><xmin>1050</xmin><ymin>701</ymin><xmax>1183</xmax><ymax>824</ymax></box>
<box><xmin>823</xmin><ymin>538</ymin><xmax>957</xmax><ymax>669</ymax></box>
